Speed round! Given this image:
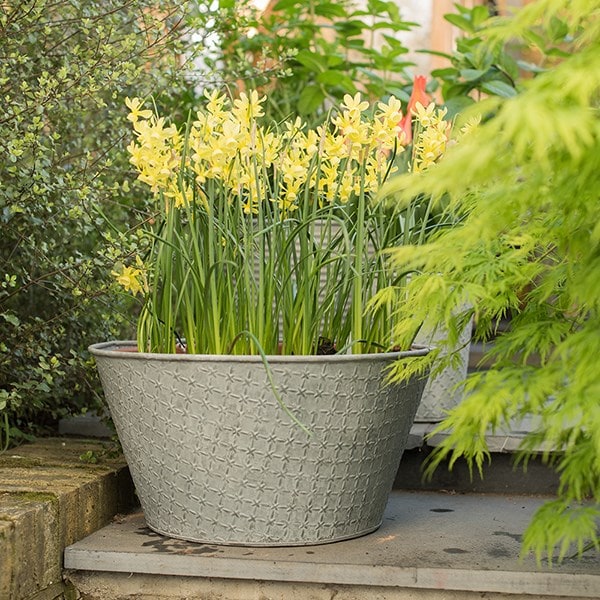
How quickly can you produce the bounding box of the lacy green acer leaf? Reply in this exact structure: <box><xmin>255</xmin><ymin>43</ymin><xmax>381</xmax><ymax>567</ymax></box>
<box><xmin>380</xmin><ymin>0</ymin><xmax>600</xmax><ymax>563</ymax></box>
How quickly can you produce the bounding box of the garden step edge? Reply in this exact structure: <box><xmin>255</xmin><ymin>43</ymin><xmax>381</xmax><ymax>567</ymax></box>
<box><xmin>64</xmin><ymin>490</ymin><xmax>600</xmax><ymax>600</ymax></box>
<box><xmin>0</xmin><ymin>438</ymin><xmax>136</xmax><ymax>600</ymax></box>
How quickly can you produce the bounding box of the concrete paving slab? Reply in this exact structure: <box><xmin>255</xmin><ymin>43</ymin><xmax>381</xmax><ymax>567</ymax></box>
<box><xmin>64</xmin><ymin>490</ymin><xmax>600</xmax><ymax>598</ymax></box>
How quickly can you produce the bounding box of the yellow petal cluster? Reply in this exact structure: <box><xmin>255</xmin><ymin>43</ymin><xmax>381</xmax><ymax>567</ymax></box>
<box><xmin>125</xmin><ymin>92</ymin><xmax>451</xmax><ymax>215</ymax></box>
<box><xmin>111</xmin><ymin>260</ymin><xmax>146</xmax><ymax>296</ymax></box>
<box><xmin>126</xmin><ymin>107</ymin><xmax>181</xmax><ymax>200</ymax></box>
<box><xmin>411</xmin><ymin>102</ymin><xmax>449</xmax><ymax>173</ymax></box>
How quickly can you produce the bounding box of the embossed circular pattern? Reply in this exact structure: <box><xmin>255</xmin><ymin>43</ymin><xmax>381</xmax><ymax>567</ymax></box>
<box><xmin>92</xmin><ymin>344</ymin><xmax>426</xmax><ymax>546</ymax></box>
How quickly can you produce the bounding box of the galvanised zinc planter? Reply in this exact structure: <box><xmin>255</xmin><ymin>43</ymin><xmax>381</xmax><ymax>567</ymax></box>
<box><xmin>414</xmin><ymin>319</ymin><xmax>473</xmax><ymax>422</ymax></box>
<box><xmin>90</xmin><ymin>341</ymin><xmax>429</xmax><ymax>546</ymax></box>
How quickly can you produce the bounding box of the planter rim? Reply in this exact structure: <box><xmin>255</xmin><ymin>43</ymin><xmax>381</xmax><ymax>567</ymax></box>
<box><xmin>89</xmin><ymin>340</ymin><xmax>429</xmax><ymax>364</ymax></box>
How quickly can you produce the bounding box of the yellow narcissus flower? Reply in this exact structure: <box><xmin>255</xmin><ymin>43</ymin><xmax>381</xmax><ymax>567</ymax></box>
<box><xmin>242</xmin><ymin>197</ymin><xmax>260</xmax><ymax>215</ymax></box>
<box><xmin>283</xmin><ymin>116</ymin><xmax>304</xmax><ymax>137</ymax></box>
<box><xmin>334</xmin><ymin>108</ymin><xmax>370</xmax><ymax>149</ymax></box>
<box><xmin>125</xmin><ymin>97</ymin><xmax>152</xmax><ymax>122</ymax></box>
<box><xmin>257</xmin><ymin>128</ymin><xmax>280</xmax><ymax>166</ymax></box>
<box><xmin>413</xmin><ymin>126</ymin><xmax>448</xmax><ymax>173</ymax></box>
<box><xmin>413</xmin><ymin>101</ymin><xmax>446</xmax><ymax>128</ymax></box>
<box><xmin>341</xmin><ymin>93</ymin><xmax>369</xmax><ymax>116</ymax></box>
<box><xmin>317</xmin><ymin>162</ymin><xmax>342</xmax><ymax>204</ymax></box>
<box><xmin>459</xmin><ymin>115</ymin><xmax>482</xmax><ymax>138</ymax></box>
<box><xmin>337</xmin><ymin>169</ymin><xmax>356</xmax><ymax>203</ymax></box>
<box><xmin>321</xmin><ymin>130</ymin><xmax>346</xmax><ymax>163</ymax></box>
<box><xmin>125</xmin><ymin>90</ymin><xmax>453</xmax><ymax>216</ymax></box>
<box><xmin>370</xmin><ymin>117</ymin><xmax>400</xmax><ymax>150</ymax></box>
<box><xmin>220</xmin><ymin>118</ymin><xmax>243</xmax><ymax>152</ymax></box>
<box><xmin>364</xmin><ymin>155</ymin><xmax>397</xmax><ymax>194</ymax></box>
<box><xmin>298</xmin><ymin>129</ymin><xmax>319</xmax><ymax>156</ymax></box>
<box><xmin>376</xmin><ymin>96</ymin><xmax>403</xmax><ymax>129</ymax></box>
<box><xmin>203</xmin><ymin>89</ymin><xmax>227</xmax><ymax>121</ymax></box>
<box><xmin>165</xmin><ymin>182</ymin><xmax>193</xmax><ymax>209</ymax></box>
<box><xmin>127</xmin><ymin>112</ymin><xmax>181</xmax><ymax>195</ymax></box>
<box><xmin>410</xmin><ymin>103</ymin><xmax>450</xmax><ymax>173</ymax></box>
<box><xmin>112</xmin><ymin>262</ymin><xmax>145</xmax><ymax>296</ymax></box>
<box><xmin>133</xmin><ymin>117</ymin><xmax>179</xmax><ymax>149</ymax></box>
<box><xmin>233</xmin><ymin>90</ymin><xmax>266</xmax><ymax>122</ymax></box>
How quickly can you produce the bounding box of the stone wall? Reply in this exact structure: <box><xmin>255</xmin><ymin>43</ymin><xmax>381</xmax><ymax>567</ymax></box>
<box><xmin>0</xmin><ymin>439</ymin><xmax>136</xmax><ymax>600</ymax></box>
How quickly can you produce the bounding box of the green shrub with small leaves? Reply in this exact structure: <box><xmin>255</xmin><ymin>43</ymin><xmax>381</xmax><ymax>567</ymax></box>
<box><xmin>380</xmin><ymin>0</ymin><xmax>600</xmax><ymax>563</ymax></box>
<box><xmin>0</xmin><ymin>1</ymin><xmax>200</xmax><ymax>447</ymax></box>
<box><xmin>202</xmin><ymin>0</ymin><xmax>418</xmax><ymax>122</ymax></box>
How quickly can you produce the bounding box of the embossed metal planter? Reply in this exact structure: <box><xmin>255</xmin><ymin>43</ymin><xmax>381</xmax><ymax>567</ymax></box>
<box><xmin>90</xmin><ymin>341</ymin><xmax>428</xmax><ymax>546</ymax></box>
<box><xmin>414</xmin><ymin>319</ymin><xmax>473</xmax><ymax>423</ymax></box>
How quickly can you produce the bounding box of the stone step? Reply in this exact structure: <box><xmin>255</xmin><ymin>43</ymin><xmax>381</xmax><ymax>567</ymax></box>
<box><xmin>0</xmin><ymin>438</ymin><xmax>136</xmax><ymax>600</ymax></box>
<box><xmin>64</xmin><ymin>490</ymin><xmax>600</xmax><ymax>600</ymax></box>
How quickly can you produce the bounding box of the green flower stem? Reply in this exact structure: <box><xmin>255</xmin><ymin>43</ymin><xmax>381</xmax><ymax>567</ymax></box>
<box><xmin>124</xmin><ymin>92</ymin><xmax>452</xmax><ymax>356</ymax></box>
<box><xmin>352</xmin><ymin>167</ymin><xmax>367</xmax><ymax>353</ymax></box>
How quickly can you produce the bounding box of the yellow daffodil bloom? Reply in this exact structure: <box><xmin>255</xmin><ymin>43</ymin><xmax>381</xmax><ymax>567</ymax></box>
<box><xmin>125</xmin><ymin>91</ymin><xmax>453</xmax><ymax>216</ymax></box>
<box><xmin>125</xmin><ymin>97</ymin><xmax>152</xmax><ymax>122</ymax></box>
<box><xmin>341</xmin><ymin>93</ymin><xmax>369</xmax><ymax>116</ymax></box>
<box><xmin>233</xmin><ymin>90</ymin><xmax>266</xmax><ymax>121</ymax></box>
<box><xmin>112</xmin><ymin>264</ymin><xmax>145</xmax><ymax>295</ymax></box>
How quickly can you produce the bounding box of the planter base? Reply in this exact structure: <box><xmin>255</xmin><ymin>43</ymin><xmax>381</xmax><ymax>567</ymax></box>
<box><xmin>146</xmin><ymin>520</ymin><xmax>382</xmax><ymax>548</ymax></box>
